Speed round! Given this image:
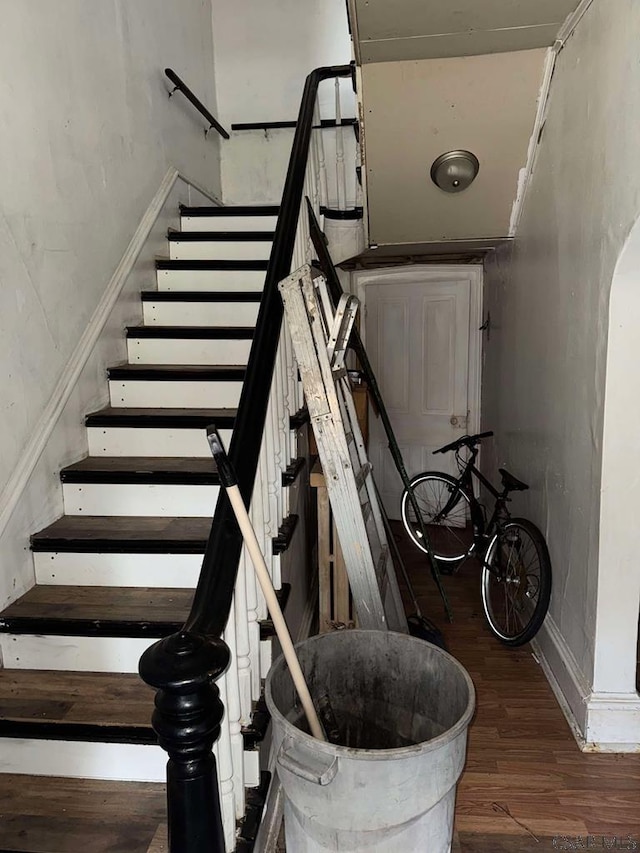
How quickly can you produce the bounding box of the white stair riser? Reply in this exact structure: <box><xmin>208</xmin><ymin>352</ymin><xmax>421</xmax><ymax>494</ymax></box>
<box><xmin>87</xmin><ymin>427</ymin><xmax>231</xmax><ymax>457</ymax></box>
<box><xmin>34</xmin><ymin>552</ymin><xmax>201</xmax><ymax>588</ymax></box>
<box><xmin>260</xmin><ymin>637</ymin><xmax>273</xmax><ymax>677</ymax></box>
<box><xmin>157</xmin><ymin>268</ymin><xmax>265</xmax><ymax>292</ymax></box>
<box><xmin>127</xmin><ymin>338</ymin><xmax>252</xmax><ymax>365</ymax></box>
<box><xmin>243</xmin><ymin>748</ymin><xmax>260</xmax><ymax>789</ymax></box>
<box><xmin>0</xmin><ymin>634</ymin><xmax>154</xmax><ymax>673</ymax></box>
<box><xmin>181</xmin><ymin>215</ymin><xmax>278</xmax><ymax>232</ymax></box>
<box><xmin>143</xmin><ymin>300</ymin><xmax>259</xmax><ymax>327</ymax></box>
<box><xmin>169</xmin><ymin>241</ymin><xmax>271</xmax><ymax>261</ymax></box>
<box><xmin>109</xmin><ymin>380</ymin><xmax>243</xmax><ymax>409</ymax></box>
<box><xmin>62</xmin><ymin>482</ymin><xmax>220</xmax><ymax>517</ymax></box>
<box><xmin>0</xmin><ymin>738</ymin><xmax>166</xmax><ymax>783</ymax></box>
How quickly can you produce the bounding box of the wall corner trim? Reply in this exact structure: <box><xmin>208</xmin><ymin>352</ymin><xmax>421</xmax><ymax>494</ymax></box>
<box><xmin>583</xmin><ymin>692</ymin><xmax>640</xmax><ymax>752</ymax></box>
<box><xmin>0</xmin><ymin>167</ymin><xmax>219</xmax><ymax>541</ymax></box>
<box><xmin>508</xmin><ymin>48</ymin><xmax>556</xmax><ymax>237</ymax></box>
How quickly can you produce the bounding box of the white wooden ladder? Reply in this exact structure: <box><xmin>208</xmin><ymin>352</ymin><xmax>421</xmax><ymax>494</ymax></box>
<box><xmin>279</xmin><ymin>264</ymin><xmax>407</xmax><ymax>632</ymax></box>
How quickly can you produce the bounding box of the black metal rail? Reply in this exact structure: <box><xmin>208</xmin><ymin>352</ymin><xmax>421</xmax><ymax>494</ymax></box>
<box><xmin>165</xmin><ymin>68</ymin><xmax>230</xmax><ymax>140</ymax></box>
<box><xmin>231</xmin><ymin>117</ymin><xmax>358</xmax><ymax>132</ymax></box>
<box><xmin>140</xmin><ymin>62</ymin><xmax>353</xmax><ymax>853</ymax></box>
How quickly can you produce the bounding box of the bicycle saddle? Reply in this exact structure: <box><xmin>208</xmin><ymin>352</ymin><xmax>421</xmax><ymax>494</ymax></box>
<box><xmin>499</xmin><ymin>468</ymin><xmax>529</xmax><ymax>492</ymax></box>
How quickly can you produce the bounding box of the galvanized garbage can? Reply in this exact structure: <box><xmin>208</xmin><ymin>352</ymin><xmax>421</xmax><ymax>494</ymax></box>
<box><xmin>265</xmin><ymin>630</ymin><xmax>475</xmax><ymax>853</ymax></box>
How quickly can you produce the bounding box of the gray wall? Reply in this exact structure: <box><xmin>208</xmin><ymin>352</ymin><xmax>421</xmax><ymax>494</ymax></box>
<box><xmin>0</xmin><ymin>0</ymin><xmax>221</xmax><ymax>497</ymax></box>
<box><xmin>210</xmin><ymin>0</ymin><xmax>352</xmax><ymax>204</ymax></box>
<box><xmin>482</xmin><ymin>0</ymin><xmax>640</xmax><ymax>709</ymax></box>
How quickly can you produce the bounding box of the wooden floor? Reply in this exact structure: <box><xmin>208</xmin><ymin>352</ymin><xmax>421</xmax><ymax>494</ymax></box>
<box><xmin>0</xmin><ymin>775</ymin><xmax>165</xmax><ymax>852</ymax></box>
<box><xmin>2</xmin><ymin>527</ymin><xmax>640</xmax><ymax>851</ymax></box>
<box><xmin>392</xmin><ymin>523</ymin><xmax>640</xmax><ymax>852</ymax></box>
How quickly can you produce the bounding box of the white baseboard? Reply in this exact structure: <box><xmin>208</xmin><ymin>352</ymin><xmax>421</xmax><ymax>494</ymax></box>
<box><xmin>531</xmin><ymin>613</ymin><xmax>590</xmax><ymax>745</ymax></box>
<box><xmin>533</xmin><ymin>614</ymin><xmax>640</xmax><ymax>751</ymax></box>
<box><xmin>584</xmin><ymin>692</ymin><xmax>640</xmax><ymax>751</ymax></box>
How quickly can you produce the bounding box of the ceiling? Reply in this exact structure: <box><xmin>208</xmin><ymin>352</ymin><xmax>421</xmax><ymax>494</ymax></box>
<box><xmin>362</xmin><ymin>48</ymin><xmax>546</xmax><ymax>245</ymax></box>
<box><xmin>351</xmin><ymin>0</ymin><xmax>582</xmax><ymax>63</ymax></box>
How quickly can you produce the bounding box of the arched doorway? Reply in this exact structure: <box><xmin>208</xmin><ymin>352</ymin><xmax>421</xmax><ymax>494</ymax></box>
<box><xmin>589</xmin><ymin>215</ymin><xmax>640</xmax><ymax>747</ymax></box>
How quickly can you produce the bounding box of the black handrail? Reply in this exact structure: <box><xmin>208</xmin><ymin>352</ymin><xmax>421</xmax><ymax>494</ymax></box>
<box><xmin>140</xmin><ymin>62</ymin><xmax>353</xmax><ymax>853</ymax></box>
<box><xmin>165</xmin><ymin>68</ymin><xmax>230</xmax><ymax>140</ymax></box>
<box><xmin>186</xmin><ymin>62</ymin><xmax>353</xmax><ymax>636</ymax></box>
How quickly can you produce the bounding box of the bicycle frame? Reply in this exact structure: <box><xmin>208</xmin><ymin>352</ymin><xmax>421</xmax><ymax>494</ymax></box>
<box><xmin>439</xmin><ymin>447</ymin><xmax>511</xmax><ymax>561</ymax></box>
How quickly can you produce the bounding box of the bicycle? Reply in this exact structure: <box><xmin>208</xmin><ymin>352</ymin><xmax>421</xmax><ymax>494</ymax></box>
<box><xmin>400</xmin><ymin>430</ymin><xmax>552</xmax><ymax>646</ymax></box>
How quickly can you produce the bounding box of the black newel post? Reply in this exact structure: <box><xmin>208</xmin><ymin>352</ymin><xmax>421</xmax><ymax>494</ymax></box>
<box><xmin>139</xmin><ymin>630</ymin><xmax>230</xmax><ymax>853</ymax></box>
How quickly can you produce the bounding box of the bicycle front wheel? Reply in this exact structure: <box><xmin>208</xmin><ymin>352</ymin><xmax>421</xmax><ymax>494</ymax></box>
<box><xmin>481</xmin><ymin>518</ymin><xmax>552</xmax><ymax>646</ymax></box>
<box><xmin>401</xmin><ymin>472</ymin><xmax>472</xmax><ymax>563</ymax></box>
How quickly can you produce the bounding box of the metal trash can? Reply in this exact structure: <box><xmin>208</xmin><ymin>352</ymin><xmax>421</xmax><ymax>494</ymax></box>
<box><xmin>265</xmin><ymin>630</ymin><xmax>475</xmax><ymax>853</ymax></box>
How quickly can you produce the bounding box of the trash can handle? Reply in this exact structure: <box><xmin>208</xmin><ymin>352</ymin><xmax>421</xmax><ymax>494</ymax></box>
<box><xmin>277</xmin><ymin>739</ymin><xmax>339</xmax><ymax>786</ymax></box>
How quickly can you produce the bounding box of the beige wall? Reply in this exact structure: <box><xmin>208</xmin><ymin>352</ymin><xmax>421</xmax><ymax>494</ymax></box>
<box><xmin>362</xmin><ymin>49</ymin><xmax>546</xmax><ymax>245</ymax></box>
<box><xmin>481</xmin><ymin>0</ymin><xmax>640</xmax><ymax>743</ymax></box>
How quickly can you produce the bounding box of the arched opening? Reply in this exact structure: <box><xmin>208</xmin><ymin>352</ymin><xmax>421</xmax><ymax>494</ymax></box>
<box><xmin>589</xmin><ymin>215</ymin><xmax>640</xmax><ymax>746</ymax></box>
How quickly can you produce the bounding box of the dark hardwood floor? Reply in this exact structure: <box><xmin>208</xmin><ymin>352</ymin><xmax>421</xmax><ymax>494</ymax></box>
<box><xmin>1</xmin><ymin>525</ymin><xmax>639</xmax><ymax>851</ymax></box>
<box><xmin>0</xmin><ymin>775</ymin><xmax>165</xmax><ymax>852</ymax></box>
<box><xmin>391</xmin><ymin>522</ymin><xmax>640</xmax><ymax>852</ymax></box>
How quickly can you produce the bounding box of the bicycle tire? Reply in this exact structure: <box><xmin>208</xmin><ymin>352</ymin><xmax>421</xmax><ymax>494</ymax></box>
<box><xmin>481</xmin><ymin>517</ymin><xmax>551</xmax><ymax>646</ymax></box>
<box><xmin>401</xmin><ymin>472</ymin><xmax>473</xmax><ymax>563</ymax></box>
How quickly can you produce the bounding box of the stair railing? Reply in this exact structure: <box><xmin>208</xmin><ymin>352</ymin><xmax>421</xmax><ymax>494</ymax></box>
<box><xmin>140</xmin><ymin>63</ymin><xmax>354</xmax><ymax>853</ymax></box>
<box><xmin>165</xmin><ymin>68</ymin><xmax>230</xmax><ymax>140</ymax></box>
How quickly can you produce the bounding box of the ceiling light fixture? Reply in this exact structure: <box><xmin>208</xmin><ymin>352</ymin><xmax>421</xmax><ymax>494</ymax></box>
<box><xmin>430</xmin><ymin>150</ymin><xmax>480</xmax><ymax>193</ymax></box>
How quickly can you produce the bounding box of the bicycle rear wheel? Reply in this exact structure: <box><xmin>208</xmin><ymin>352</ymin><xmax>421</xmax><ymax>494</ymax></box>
<box><xmin>401</xmin><ymin>472</ymin><xmax>473</xmax><ymax>563</ymax></box>
<box><xmin>481</xmin><ymin>518</ymin><xmax>551</xmax><ymax>646</ymax></box>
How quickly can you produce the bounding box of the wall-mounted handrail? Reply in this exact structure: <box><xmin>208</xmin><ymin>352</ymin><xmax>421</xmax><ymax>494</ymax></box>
<box><xmin>165</xmin><ymin>67</ymin><xmax>230</xmax><ymax>140</ymax></box>
<box><xmin>141</xmin><ymin>62</ymin><xmax>354</xmax><ymax>853</ymax></box>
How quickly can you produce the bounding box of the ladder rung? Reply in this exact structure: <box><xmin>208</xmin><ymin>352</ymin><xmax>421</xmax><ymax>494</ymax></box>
<box><xmin>361</xmin><ymin>500</ymin><xmax>372</xmax><ymax>522</ymax></box>
<box><xmin>376</xmin><ymin>545</ymin><xmax>390</xmax><ymax>592</ymax></box>
<box><xmin>332</xmin><ymin>367</ymin><xmax>347</xmax><ymax>380</ymax></box>
<box><xmin>346</xmin><ymin>430</ymin><xmax>354</xmax><ymax>444</ymax></box>
<box><xmin>355</xmin><ymin>462</ymin><xmax>372</xmax><ymax>492</ymax></box>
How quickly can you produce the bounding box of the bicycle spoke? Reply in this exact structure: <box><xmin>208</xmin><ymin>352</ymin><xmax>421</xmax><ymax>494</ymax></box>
<box><xmin>402</xmin><ymin>474</ymin><xmax>472</xmax><ymax>562</ymax></box>
<box><xmin>481</xmin><ymin>520</ymin><xmax>551</xmax><ymax>645</ymax></box>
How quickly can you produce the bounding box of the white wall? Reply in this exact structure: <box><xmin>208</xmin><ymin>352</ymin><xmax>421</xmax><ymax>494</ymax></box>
<box><xmin>210</xmin><ymin>0</ymin><xmax>353</xmax><ymax>203</ymax></box>
<box><xmin>0</xmin><ymin>2</ymin><xmax>220</xmax><ymax>602</ymax></box>
<box><xmin>482</xmin><ymin>0</ymin><xmax>640</xmax><ymax>743</ymax></box>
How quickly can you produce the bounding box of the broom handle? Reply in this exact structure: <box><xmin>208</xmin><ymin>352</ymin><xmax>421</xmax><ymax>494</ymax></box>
<box><xmin>207</xmin><ymin>428</ymin><xmax>325</xmax><ymax>742</ymax></box>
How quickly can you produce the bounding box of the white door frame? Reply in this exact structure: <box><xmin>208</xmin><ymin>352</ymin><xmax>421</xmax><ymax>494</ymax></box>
<box><xmin>351</xmin><ymin>263</ymin><xmax>484</xmax><ymax>439</ymax></box>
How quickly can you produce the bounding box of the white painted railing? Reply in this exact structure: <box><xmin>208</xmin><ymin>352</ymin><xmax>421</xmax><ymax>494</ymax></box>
<box><xmin>213</xmin><ymin>78</ymin><xmax>343</xmax><ymax>851</ymax></box>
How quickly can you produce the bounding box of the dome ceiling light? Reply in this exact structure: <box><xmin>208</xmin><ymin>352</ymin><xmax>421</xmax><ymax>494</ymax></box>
<box><xmin>430</xmin><ymin>150</ymin><xmax>480</xmax><ymax>193</ymax></box>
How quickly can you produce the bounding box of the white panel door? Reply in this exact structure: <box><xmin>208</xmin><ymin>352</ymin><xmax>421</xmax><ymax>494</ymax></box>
<box><xmin>366</xmin><ymin>278</ymin><xmax>471</xmax><ymax>518</ymax></box>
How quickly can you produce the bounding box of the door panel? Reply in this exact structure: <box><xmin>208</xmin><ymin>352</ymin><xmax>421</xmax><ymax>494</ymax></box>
<box><xmin>367</xmin><ymin>278</ymin><xmax>472</xmax><ymax>518</ymax></box>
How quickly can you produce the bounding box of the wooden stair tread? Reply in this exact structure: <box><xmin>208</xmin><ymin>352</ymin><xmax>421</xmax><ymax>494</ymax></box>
<box><xmin>108</xmin><ymin>363</ymin><xmax>247</xmax><ymax>380</ymax></box>
<box><xmin>167</xmin><ymin>230</ymin><xmax>274</xmax><ymax>241</ymax></box>
<box><xmin>0</xmin><ymin>586</ymin><xmax>192</xmax><ymax>627</ymax></box>
<box><xmin>85</xmin><ymin>406</ymin><xmax>237</xmax><ymax>428</ymax></box>
<box><xmin>0</xmin><ymin>670</ymin><xmax>153</xmax><ymax>728</ymax></box>
<box><xmin>140</xmin><ymin>290</ymin><xmax>263</xmax><ymax>302</ymax></box>
<box><xmin>60</xmin><ymin>456</ymin><xmax>219</xmax><ymax>484</ymax></box>
<box><xmin>126</xmin><ymin>325</ymin><xmax>254</xmax><ymax>339</ymax></box>
<box><xmin>31</xmin><ymin>515</ymin><xmax>212</xmax><ymax>552</ymax></box>
<box><xmin>0</xmin><ymin>774</ymin><xmax>165</xmax><ymax>853</ymax></box>
<box><xmin>179</xmin><ymin>205</ymin><xmax>279</xmax><ymax>216</ymax></box>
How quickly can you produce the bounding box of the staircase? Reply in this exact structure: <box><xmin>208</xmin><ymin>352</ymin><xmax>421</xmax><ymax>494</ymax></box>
<box><xmin>0</xmin><ymin>204</ymin><xmax>301</xmax><ymax>852</ymax></box>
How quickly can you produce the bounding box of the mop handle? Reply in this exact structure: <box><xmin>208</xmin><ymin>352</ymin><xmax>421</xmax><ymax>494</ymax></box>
<box><xmin>207</xmin><ymin>427</ymin><xmax>326</xmax><ymax>742</ymax></box>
